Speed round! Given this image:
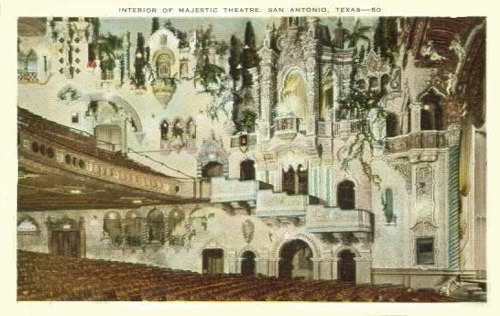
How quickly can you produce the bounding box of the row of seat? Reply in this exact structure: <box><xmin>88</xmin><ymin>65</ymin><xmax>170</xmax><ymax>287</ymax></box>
<box><xmin>18</xmin><ymin>250</ymin><xmax>454</xmax><ymax>302</ymax></box>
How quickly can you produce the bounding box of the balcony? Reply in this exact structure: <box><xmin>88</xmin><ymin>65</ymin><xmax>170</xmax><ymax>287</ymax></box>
<box><xmin>333</xmin><ymin>119</ymin><xmax>367</xmax><ymax>137</ymax></box>
<box><xmin>385</xmin><ymin>130</ymin><xmax>447</xmax><ymax>154</ymax></box>
<box><xmin>256</xmin><ymin>190</ymin><xmax>320</xmax><ymax>217</ymax></box>
<box><xmin>230</xmin><ymin>133</ymin><xmax>257</xmax><ymax>148</ymax></box>
<box><xmin>210</xmin><ymin>177</ymin><xmax>272</xmax><ymax>203</ymax></box>
<box><xmin>306</xmin><ymin>206</ymin><xmax>373</xmax><ymax>233</ymax></box>
<box><xmin>273</xmin><ymin>117</ymin><xmax>300</xmax><ymax>140</ymax></box>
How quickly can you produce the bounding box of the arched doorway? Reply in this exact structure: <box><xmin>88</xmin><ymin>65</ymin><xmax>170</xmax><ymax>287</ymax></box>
<box><xmin>202</xmin><ymin>161</ymin><xmax>223</xmax><ymax>179</ymax></box>
<box><xmin>279</xmin><ymin>239</ymin><xmax>313</xmax><ymax>280</ymax></box>
<box><xmin>420</xmin><ymin>90</ymin><xmax>445</xmax><ymax>131</ymax></box>
<box><xmin>202</xmin><ymin>248</ymin><xmax>224</xmax><ymax>275</ymax></box>
<box><xmin>337</xmin><ymin>180</ymin><xmax>355</xmax><ymax>210</ymax></box>
<box><xmin>240</xmin><ymin>160</ymin><xmax>256</xmax><ymax>180</ymax></box>
<box><xmin>240</xmin><ymin>251</ymin><xmax>256</xmax><ymax>276</ymax></box>
<box><xmin>337</xmin><ymin>249</ymin><xmax>356</xmax><ymax>282</ymax></box>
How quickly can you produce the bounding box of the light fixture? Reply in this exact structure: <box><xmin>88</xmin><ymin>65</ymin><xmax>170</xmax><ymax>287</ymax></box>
<box><xmin>69</xmin><ymin>189</ymin><xmax>82</xmax><ymax>194</ymax></box>
<box><xmin>132</xmin><ymin>199</ymin><xmax>143</xmax><ymax>204</ymax></box>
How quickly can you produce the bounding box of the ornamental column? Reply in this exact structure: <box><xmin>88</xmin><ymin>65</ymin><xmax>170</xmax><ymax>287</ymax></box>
<box><xmin>410</xmin><ymin>102</ymin><xmax>422</xmax><ymax>133</ymax></box>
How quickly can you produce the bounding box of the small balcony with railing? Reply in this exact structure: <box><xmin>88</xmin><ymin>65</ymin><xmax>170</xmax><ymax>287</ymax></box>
<box><xmin>255</xmin><ymin>190</ymin><xmax>321</xmax><ymax>218</ymax></box>
<box><xmin>385</xmin><ymin>130</ymin><xmax>448</xmax><ymax>154</ymax></box>
<box><xmin>210</xmin><ymin>177</ymin><xmax>273</xmax><ymax>204</ymax></box>
<box><xmin>333</xmin><ymin>108</ymin><xmax>368</xmax><ymax>137</ymax></box>
<box><xmin>273</xmin><ymin>116</ymin><xmax>303</xmax><ymax>140</ymax></box>
<box><xmin>305</xmin><ymin>205</ymin><xmax>373</xmax><ymax>233</ymax></box>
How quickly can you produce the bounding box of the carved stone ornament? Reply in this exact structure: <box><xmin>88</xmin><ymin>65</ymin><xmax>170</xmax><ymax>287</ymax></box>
<box><xmin>242</xmin><ymin>219</ymin><xmax>255</xmax><ymax>244</ymax></box>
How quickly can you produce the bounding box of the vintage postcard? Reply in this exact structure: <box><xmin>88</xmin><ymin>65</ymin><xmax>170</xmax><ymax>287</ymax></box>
<box><xmin>2</xmin><ymin>0</ymin><xmax>498</xmax><ymax>315</ymax></box>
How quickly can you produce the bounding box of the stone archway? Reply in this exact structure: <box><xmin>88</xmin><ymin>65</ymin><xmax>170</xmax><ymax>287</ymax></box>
<box><xmin>278</xmin><ymin>239</ymin><xmax>314</xmax><ymax>280</ymax></box>
<box><xmin>240</xmin><ymin>251</ymin><xmax>256</xmax><ymax>276</ymax></box>
<box><xmin>87</xmin><ymin>92</ymin><xmax>143</xmax><ymax>132</ymax></box>
<box><xmin>337</xmin><ymin>249</ymin><xmax>356</xmax><ymax>282</ymax></box>
<box><xmin>240</xmin><ymin>159</ymin><xmax>256</xmax><ymax>180</ymax></box>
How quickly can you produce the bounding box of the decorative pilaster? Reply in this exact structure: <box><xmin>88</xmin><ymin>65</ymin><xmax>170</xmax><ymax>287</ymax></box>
<box><xmin>448</xmin><ymin>126</ymin><xmax>461</xmax><ymax>270</ymax></box>
<box><xmin>354</xmin><ymin>256</ymin><xmax>372</xmax><ymax>284</ymax></box>
<box><xmin>258</xmin><ymin>47</ymin><xmax>278</xmax><ymax>141</ymax></box>
<box><xmin>410</xmin><ymin>102</ymin><xmax>422</xmax><ymax>133</ymax></box>
<box><xmin>311</xmin><ymin>257</ymin><xmax>322</xmax><ymax>280</ymax></box>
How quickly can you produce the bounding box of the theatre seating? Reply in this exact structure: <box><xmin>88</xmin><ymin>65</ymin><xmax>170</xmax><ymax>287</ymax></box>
<box><xmin>17</xmin><ymin>250</ymin><xmax>454</xmax><ymax>302</ymax></box>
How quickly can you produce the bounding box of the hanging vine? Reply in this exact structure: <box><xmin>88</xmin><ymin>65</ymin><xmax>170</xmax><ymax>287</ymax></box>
<box><xmin>339</xmin><ymin>62</ymin><xmax>387</xmax><ymax>188</ymax></box>
<box><xmin>193</xmin><ymin>25</ymin><xmax>228</xmax><ymax>97</ymax></box>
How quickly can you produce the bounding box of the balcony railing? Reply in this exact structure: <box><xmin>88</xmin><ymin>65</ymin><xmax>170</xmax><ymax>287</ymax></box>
<box><xmin>385</xmin><ymin>130</ymin><xmax>447</xmax><ymax>154</ymax></box>
<box><xmin>273</xmin><ymin>117</ymin><xmax>300</xmax><ymax>139</ymax></box>
<box><xmin>333</xmin><ymin>119</ymin><xmax>367</xmax><ymax>137</ymax></box>
<box><xmin>306</xmin><ymin>206</ymin><xmax>373</xmax><ymax>233</ymax></box>
<box><xmin>210</xmin><ymin>177</ymin><xmax>272</xmax><ymax>203</ymax></box>
<box><xmin>256</xmin><ymin>190</ymin><xmax>319</xmax><ymax>217</ymax></box>
<box><xmin>230</xmin><ymin>133</ymin><xmax>257</xmax><ymax>148</ymax></box>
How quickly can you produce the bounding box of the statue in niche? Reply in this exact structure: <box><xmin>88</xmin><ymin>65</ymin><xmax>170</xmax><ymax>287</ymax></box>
<box><xmin>420</xmin><ymin>40</ymin><xmax>446</xmax><ymax>61</ymax></box>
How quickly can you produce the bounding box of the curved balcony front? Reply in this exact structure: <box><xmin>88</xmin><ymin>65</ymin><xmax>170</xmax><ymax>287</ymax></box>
<box><xmin>305</xmin><ymin>205</ymin><xmax>373</xmax><ymax>233</ymax></box>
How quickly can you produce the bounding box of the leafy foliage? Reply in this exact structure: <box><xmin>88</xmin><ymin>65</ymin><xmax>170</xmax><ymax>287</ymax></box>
<box><xmin>340</xmin><ymin>69</ymin><xmax>387</xmax><ymax>188</ymax></box>
<box><xmin>241</xmin><ymin>21</ymin><xmax>260</xmax><ymax>87</ymax></box>
<box><xmin>228</xmin><ymin>35</ymin><xmax>243</xmax><ymax>84</ymax></box>
<box><xmin>374</xmin><ymin>17</ymin><xmax>399</xmax><ymax>65</ymax></box>
<box><xmin>237</xmin><ymin>109</ymin><xmax>257</xmax><ymax>132</ymax></box>
<box><xmin>193</xmin><ymin>26</ymin><xmax>228</xmax><ymax>96</ymax></box>
<box><xmin>97</xmin><ymin>32</ymin><xmax>123</xmax><ymax>72</ymax></box>
<box><xmin>346</xmin><ymin>19</ymin><xmax>372</xmax><ymax>48</ymax></box>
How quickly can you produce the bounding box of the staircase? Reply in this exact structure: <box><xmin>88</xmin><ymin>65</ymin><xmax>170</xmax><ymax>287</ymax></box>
<box><xmin>449</xmin><ymin>272</ymin><xmax>487</xmax><ymax>302</ymax></box>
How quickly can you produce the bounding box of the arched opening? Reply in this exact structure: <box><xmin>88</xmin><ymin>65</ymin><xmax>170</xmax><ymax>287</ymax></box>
<box><xmin>368</xmin><ymin>76</ymin><xmax>378</xmax><ymax>92</ymax></box>
<box><xmin>386</xmin><ymin>112</ymin><xmax>399</xmax><ymax>137</ymax></box>
<box><xmin>282</xmin><ymin>166</ymin><xmax>296</xmax><ymax>195</ymax></box>
<box><xmin>147</xmin><ymin>209</ymin><xmax>165</xmax><ymax>245</ymax></box>
<box><xmin>240</xmin><ymin>159</ymin><xmax>256</xmax><ymax>180</ymax></box>
<box><xmin>202</xmin><ymin>161</ymin><xmax>224</xmax><ymax>179</ymax></box>
<box><xmin>179</xmin><ymin>59</ymin><xmax>189</xmax><ymax>78</ymax></box>
<box><xmin>104</xmin><ymin>211</ymin><xmax>122</xmax><ymax>246</ymax></box>
<box><xmin>320</xmin><ymin>77</ymin><xmax>334</xmax><ymax>121</ymax></box>
<box><xmin>337</xmin><ymin>249</ymin><xmax>356</xmax><ymax>282</ymax></box>
<box><xmin>279</xmin><ymin>239</ymin><xmax>313</xmax><ymax>280</ymax></box>
<box><xmin>95</xmin><ymin>124</ymin><xmax>122</xmax><ymax>152</ymax></box>
<box><xmin>156</xmin><ymin>53</ymin><xmax>174</xmax><ymax>79</ymax></box>
<box><xmin>297</xmin><ymin>164</ymin><xmax>308</xmax><ymax>195</ymax></box>
<box><xmin>240</xmin><ymin>251</ymin><xmax>256</xmax><ymax>276</ymax></box>
<box><xmin>279</xmin><ymin>70</ymin><xmax>308</xmax><ymax>121</ymax></box>
<box><xmin>202</xmin><ymin>249</ymin><xmax>224</xmax><ymax>275</ymax></box>
<box><xmin>337</xmin><ymin>180</ymin><xmax>355</xmax><ymax>210</ymax></box>
<box><xmin>186</xmin><ymin>119</ymin><xmax>196</xmax><ymax>139</ymax></box>
<box><xmin>420</xmin><ymin>90</ymin><xmax>445</xmax><ymax>131</ymax></box>
<box><xmin>26</xmin><ymin>49</ymin><xmax>38</xmax><ymax>73</ymax></box>
<box><xmin>125</xmin><ymin>211</ymin><xmax>143</xmax><ymax>247</ymax></box>
<box><xmin>160</xmin><ymin>120</ymin><xmax>169</xmax><ymax>140</ymax></box>
<box><xmin>380</xmin><ymin>73</ymin><xmax>390</xmax><ymax>96</ymax></box>
<box><xmin>384</xmin><ymin>188</ymin><xmax>395</xmax><ymax>223</ymax></box>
